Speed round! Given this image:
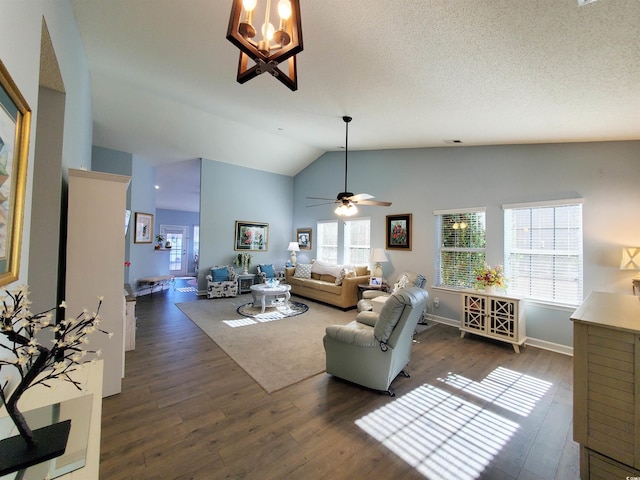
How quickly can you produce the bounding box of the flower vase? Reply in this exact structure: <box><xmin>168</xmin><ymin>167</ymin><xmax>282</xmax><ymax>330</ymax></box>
<box><xmin>485</xmin><ymin>285</ymin><xmax>496</xmax><ymax>294</ymax></box>
<box><xmin>242</xmin><ymin>266</ymin><xmax>248</xmax><ymax>275</ymax></box>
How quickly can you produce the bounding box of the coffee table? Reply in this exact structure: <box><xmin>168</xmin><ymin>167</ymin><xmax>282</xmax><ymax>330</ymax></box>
<box><xmin>250</xmin><ymin>284</ymin><xmax>291</xmax><ymax>313</ymax></box>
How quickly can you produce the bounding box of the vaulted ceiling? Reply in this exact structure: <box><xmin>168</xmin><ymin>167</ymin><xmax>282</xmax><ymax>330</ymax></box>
<box><xmin>71</xmin><ymin>0</ymin><xmax>639</xmax><ymax>180</ymax></box>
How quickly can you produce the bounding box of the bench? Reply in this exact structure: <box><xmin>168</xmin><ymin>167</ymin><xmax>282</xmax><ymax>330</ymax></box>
<box><xmin>137</xmin><ymin>275</ymin><xmax>174</xmax><ymax>295</ymax></box>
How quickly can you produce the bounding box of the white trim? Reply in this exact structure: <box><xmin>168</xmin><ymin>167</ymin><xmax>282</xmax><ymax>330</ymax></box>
<box><xmin>502</xmin><ymin>197</ymin><xmax>584</xmax><ymax>210</ymax></box>
<box><xmin>426</xmin><ymin>319</ymin><xmax>573</xmax><ymax>356</ymax></box>
<box><xmin>433</xmin><ymin>206</ymin><xmax>486</xmax><ymax>215</ymax></box>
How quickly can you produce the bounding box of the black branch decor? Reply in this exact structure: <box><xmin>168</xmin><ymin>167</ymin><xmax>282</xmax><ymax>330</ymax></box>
<box><xmin>0</xmin><ymin>285</ymin><xmax>110</xmax><ymax>447</ymax></box>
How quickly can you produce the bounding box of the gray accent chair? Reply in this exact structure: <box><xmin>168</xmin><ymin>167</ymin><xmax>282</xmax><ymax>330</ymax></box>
<box><xmin>357</xmin><ymin>271</ymin><xmax>426</xmax><ymax>313</ymax></box>
<box><xmin>323</xmin><ymin>286</ymin><xmax>429</xmax><ymax>396</ymax></box>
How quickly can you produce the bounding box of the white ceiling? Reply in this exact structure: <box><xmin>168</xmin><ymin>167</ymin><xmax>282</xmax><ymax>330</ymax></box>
<box><xmin>71</xmin><ymin>0</ymin><xmax>640</xmax><ymax>210</ymax></box>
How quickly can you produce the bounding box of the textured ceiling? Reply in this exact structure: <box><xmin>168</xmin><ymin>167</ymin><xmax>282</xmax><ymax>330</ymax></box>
<box><xmin>70</xmin><ymin>0</ymin><xmax>640</xmax><ymax>209</ymax></box>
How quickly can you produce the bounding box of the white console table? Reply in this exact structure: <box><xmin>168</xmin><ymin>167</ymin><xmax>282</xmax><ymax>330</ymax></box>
<box><xmin>460</xmin><ymin>289</ymin><xmax>526</xmax><ymax>353</ymax></box>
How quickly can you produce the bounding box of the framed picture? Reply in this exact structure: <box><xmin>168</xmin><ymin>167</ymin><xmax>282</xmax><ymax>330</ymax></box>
<box><xmin>296</xmin><ymin>228</ymin><xmax>312</xmax><ymax>250</ymax></box>
<box><xmin>134</xmin><ymin>212</ymin><xmax>153</xmax><ymax>243</ymax></box>
<box><xmin>386</xmin><ymin>213</ymin><xmax>412</xmax><ymax>250</ymax></box>
<box><xmin>0</xmin><ymin>59</ymin><xmax>31</xmax><ymax>286</ymax></box>
<box><xmin>235</xmin><ymin>221</ymin><xmax>269</xmax><ymax>251</ymax></box>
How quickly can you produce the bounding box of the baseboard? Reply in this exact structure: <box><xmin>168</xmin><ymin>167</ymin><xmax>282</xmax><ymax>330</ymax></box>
<box><xmin>425</xmin><ymin>315</ymin><xmax>573</xmax><ymax>356</ymax></box>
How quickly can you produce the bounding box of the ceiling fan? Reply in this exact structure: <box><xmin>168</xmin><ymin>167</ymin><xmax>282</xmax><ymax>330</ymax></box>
<box><xmin>307</xmin><ymin>116</ymin><xmax>392</xmax><ymax>216</ymax></box>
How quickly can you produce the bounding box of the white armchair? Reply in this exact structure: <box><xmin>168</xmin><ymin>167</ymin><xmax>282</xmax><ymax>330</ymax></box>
<box><xmin>205</xmin><ymin>265</ymin><xmax>238</xmax><ymax>298</ymax></box>
<box><xmin>256</xmin><ymin>264</ymin><xmax>285</xmax><ymax>284</ymax></box>
<box><xmin>357</xmin><ymin>271</ymin><xmax>426</xmax><ymax>313</ymax></box>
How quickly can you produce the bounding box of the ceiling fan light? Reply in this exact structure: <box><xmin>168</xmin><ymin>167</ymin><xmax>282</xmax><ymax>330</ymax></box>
<box><xmin>335</xmin><ymin>203</ymin><xmax>358</xmax><ymax>217</ymax></box>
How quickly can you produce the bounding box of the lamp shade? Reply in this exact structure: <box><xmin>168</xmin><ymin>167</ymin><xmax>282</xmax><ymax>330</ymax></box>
<box><xmin>287</xmin><ymin>242</ymin><xmax>300</xmax><ymax>252</ymax></box>
<box><xmin>370</xmin><ymin>248</ymin><xmax>388</xmax><ymax>263</ymax></box>
<box><xmin>620</xmin><ymin>247</ymin><xmax>640</xmax><ymax>270</ymax></box>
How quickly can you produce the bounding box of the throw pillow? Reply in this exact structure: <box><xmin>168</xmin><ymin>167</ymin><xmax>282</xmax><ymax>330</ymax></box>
<box><xmin>212</xmin><ymin>267</ymin><xmax>229</xmax><ymax>282</ymax></box>
<box><xmin>294</xmin><ymin>263</ymin><xmax>312</xmax><ymax>279</ymax></box>
<box><xmin>259</xmin><ymin>264</ymin><xmax>275</xmax><ymax>278</ymax></box>
<box><xmin>392</xmin><ymin>274</ymin><xmax>409</xmax><ymax>293</ymax></box>
<box><xmin>335</xmin><ymin>268</ymin><xmax>347</xmax><ymax>286</ymax></box>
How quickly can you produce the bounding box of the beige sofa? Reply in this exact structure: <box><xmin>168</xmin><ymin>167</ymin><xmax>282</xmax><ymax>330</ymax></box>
<box><xmin>285</xmin><ymin>264</ymin><xmax>370</xmax><ymax>309</ymax></box>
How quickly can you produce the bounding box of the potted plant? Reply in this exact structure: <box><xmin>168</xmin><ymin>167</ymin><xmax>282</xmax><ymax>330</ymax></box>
<box><xmin>155</xmin><ymin>234</ymin><xmax>164</xmax><ymax>250</ymax></box>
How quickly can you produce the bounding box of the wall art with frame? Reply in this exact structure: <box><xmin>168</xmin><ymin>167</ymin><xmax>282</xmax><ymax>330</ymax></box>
<box><xmin>235</xmin><ymin>221</ymin><xmax>268</xmax><ymax>251</ymax></box>
<box><xmin>386</xmin><ymin>213</ymin><xmax>412</xmax><ymax>251</ymax></box>
<box><xmin>296</xmin><ymin>228</ymin><xmax>312</xmax><ymax>250</ymax></box>
<box><xmin>134</xmin><ymin>212</ymin><xmax>153</xmax><ymax>244</ymax></box>
<box><xmin>0</xmin><ymin>59</ymin><xmax>31</xmax><ymax>286</ymax></box>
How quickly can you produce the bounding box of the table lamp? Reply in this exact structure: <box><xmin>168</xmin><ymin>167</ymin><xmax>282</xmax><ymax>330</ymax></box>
<box><xmin>370</xmin><ymin>248</ymin><xmax>388</xmax><ymax>278</ymax></box>
<box><xmin>620</xmin><ymin>247</ymin><xmax>640</xmax><ymax>294</ymax></box>
<box><xmin>288</xmin><ymin>242</ymin><xmax>300</xmax><ymax>266</ymax></box>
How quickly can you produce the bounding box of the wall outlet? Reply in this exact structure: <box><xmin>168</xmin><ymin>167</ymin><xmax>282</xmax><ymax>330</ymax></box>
<box><xmin>433</xmin><ymin>297</ymin><xmax>439</xmax><ymax>308</ymax></box>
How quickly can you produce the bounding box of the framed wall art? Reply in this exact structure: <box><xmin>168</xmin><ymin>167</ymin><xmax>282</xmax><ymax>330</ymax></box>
<box><xmin>296</xmin><ymin>228</ymin><xmax>312</xmax><ymax>250</ymax></box>
<box><xmin>235</xmin><ymin>221</ymin><xmax>268</xmax><ymax>251</ymax></box>
<box><xmin>0</xmin><ymin>59</ymin><xmax>31</xmax><ymax>286</ymax></box>
<box><xmin>386</xmin><ymin>213</ymin><xmax>412</xmax><ymax>251</ymax></box>
<box><xmin>134</xmin><ymin>212</ymin><xmax>153</xmax><ymax>243</ymax></box>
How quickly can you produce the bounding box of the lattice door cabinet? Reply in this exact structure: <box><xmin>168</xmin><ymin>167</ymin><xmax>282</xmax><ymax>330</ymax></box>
<box><xmin>460</xmin><ymin>290</ymin><xmax>526</xmax><ymax>353</ymax></box>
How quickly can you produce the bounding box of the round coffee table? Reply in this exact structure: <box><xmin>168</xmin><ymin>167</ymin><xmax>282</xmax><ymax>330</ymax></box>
<box><xmin>250</xmin><ymin>284</ymin><xmax>291</xmax><ymax>313</ymax></box>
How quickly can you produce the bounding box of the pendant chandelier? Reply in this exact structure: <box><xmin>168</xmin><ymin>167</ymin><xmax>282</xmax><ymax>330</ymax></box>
<box><xmin>226</xmin><ymin>0</ymin><xmax>303</xmax><ymax>91</ymax></box>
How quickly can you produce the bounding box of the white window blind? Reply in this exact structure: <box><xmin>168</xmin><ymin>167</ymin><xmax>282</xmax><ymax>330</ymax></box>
<box><xmin>344</xmin><ymin>218</ymin><xmax>371</xmax><ymax>265</ymax></box>
<box><xmin>316</xmin><ymin>220</ymin><xmax>338</xmax><ymax>264</ymax></box>
<box><xmin>434</xmin><ymin>208</ymin><xmax>486</xmax><ymax>288</ymax></box>
<box><xmin>503</xmin><ymin>199</ymin><xmax>583</xmax><ymax>306</ymax></box>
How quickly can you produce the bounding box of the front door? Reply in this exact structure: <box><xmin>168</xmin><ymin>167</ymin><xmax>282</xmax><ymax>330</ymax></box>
<box><xmin>161</xmin><ymin>225</ymin><xmax>188</xmax><ymax>277</ymax></box>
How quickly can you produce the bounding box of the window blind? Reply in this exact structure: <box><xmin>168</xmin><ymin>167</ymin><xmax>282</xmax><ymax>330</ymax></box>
<box><xmin>316</xmin><ymin>220</ymin><xmax>338</xmax><ymax>264</ymax></box>
<box><xmin>503</xmin><ymin>201</ymin><xmax>583</xmax><ymax>306</ymax></box>
<box><xmin>344</xmin><ymin>218</ymin><xmax>371</xmax><ymax>265</ymax></box>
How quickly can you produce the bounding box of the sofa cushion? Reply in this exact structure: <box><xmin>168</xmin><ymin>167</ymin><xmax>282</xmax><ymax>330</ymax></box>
<box><xmin>211</xmin><ymin>267</ymin><xmax>229</xmax><ymax>282</ymax></box>
<box><xmin>259</xmin><ymin>264</ymin><xmax>275</xmax><ymax>278</ymax></box>
<box><xmin>319</xmin><ymin>273</ymin><xmax>337</xmax><ymax>283</ymax></box>
<box><xmin>294</xmin><ymin>263</ymin><xmax>312</xmax><ymax>279</ymax></box>
<box><xmin>355</xmin><ymin>265</ymin><xmax>369</xmax><ymax>276</ymax></box>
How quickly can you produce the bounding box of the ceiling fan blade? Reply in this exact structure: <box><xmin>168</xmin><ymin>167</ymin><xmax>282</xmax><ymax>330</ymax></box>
<box><xmin>307</xmin><ymin>201</ymin><xmax>338</xmax><ymax>207</ymax></box>
<box><xmin>347</xmin><ymin>193</ymin><xmax>374</xmax><ymax>202</ymax></box>
<box><xmin>306</xmin><ymin>196</ymin><xmax>338</xmax><ymax>201</ymax></box>
<box><xmin>356</xmin><ymin>199</ymin><xmax>392</xmax><ymax>206</ymax></box>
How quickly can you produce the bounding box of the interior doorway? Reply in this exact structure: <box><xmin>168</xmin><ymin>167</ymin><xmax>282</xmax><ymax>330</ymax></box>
<box><xmin>161</xmin><ymin>225</ymin><xmax>189</xmax><ymax>277</ymax></box>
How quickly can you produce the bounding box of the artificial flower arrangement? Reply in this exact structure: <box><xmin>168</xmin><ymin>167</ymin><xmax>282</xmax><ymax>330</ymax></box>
<box><xmin>233</xmin><ymin>252</ymin><xmax>253</xmax><ymax>269</ymax></box>
<box><xmin>0</xmin><ymin>285</ymin><xmax>110</xmax><ymax>447</ymax></box>
<box><xmin>473</xmin><ymin>262</ymin><xmax>506</xmax><ymax>290</ymax></box>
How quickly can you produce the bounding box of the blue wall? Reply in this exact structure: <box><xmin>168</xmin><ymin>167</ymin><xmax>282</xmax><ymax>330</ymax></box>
<box><xmin>292</xmin><ymin>141</ymin><xmax>640</xmax><ymax>351</ymax></box>
<box><xmin>198</xmin><ymin>158</ymin><xmax>294</xmax><ymax>291</ymax></box>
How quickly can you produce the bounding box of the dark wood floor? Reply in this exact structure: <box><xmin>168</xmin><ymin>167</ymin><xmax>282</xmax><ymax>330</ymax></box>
<box><xmin>100</xmin><ymin>279</ymin><xmax>580</xmax><ymax>479</ymax></box>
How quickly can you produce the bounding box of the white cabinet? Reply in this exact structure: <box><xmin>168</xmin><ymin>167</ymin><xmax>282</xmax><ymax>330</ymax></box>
<box><xmin>65</xmin><ymin>169</ymin><xmax>130</xmax><ymax>397</ymax></box>
<box><xmin>460</xmin><ymin>290</ymin><xmax>526</xmax><ymax>352</ymax></box>
<box><xmin>572</xmin><ymin>292</ymin><xmax>640</xmax><ymax>479</ymax></box>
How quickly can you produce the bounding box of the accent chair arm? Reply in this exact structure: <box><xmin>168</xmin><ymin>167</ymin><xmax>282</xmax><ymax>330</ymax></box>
<box><xmin>362</xmin><ymin>290</ymin><xmax>390</xmax><ymax>300</ymax></box>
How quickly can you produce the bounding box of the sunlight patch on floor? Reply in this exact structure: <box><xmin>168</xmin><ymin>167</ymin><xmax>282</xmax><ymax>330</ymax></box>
<box><xmin>438</xmin><ymin>367</ymin><xmax>552</xmax><ymax>417</ymax></box>
<box><xmin>356</xmin><ymin>384</ymin><xmax>519</xmax><ymax>479</ymax></box>
<box><xmin>356</xmin><ymin>367</ymin><xmax>553</xmax><ymax>479</ymax></box>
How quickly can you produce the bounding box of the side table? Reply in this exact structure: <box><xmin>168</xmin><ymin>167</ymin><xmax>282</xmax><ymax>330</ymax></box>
<box><xmin>237</xmin><ymin>274</ymin><xmax>256</xmax><ymax>293</ymax></box>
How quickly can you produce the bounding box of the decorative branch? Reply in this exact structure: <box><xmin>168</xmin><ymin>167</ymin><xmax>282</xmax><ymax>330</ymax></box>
<box><xmin>0</xmin><ymin>286</ymin><xmax>110</xmax><ymax>447</ymax></box>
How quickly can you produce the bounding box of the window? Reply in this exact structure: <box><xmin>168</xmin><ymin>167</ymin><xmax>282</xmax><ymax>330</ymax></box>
<box><xmin>316</xmin><ymin>218</ymin><xmax>371</xmax><ymax>265</ymax></box>
<box><xmin>435</xmin><ymin>208</ymin><xmax>486</xmax><ymax>288</ymax></box>
<box><xmin>503</xmin><ymin>199</ymin><xmax>583</xmax><ymax>306</ymax></box>
<box><xmin>316</xmin><ymin>220</ymin><xmax>338</xmax><ymax>264</ymax></box>
<box><xmin>344</xmin><ymin>218</ymin><xmax>371</xmax><ymax>265</ymax></box>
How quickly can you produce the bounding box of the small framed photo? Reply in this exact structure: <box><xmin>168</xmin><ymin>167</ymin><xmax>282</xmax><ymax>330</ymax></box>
<box><xmin>235</xmin><ymin>221</ymin><xmax>269</xmax><ymax>251</ymax></box>
<box><xmin>369</xmin><ymin>277</ymin><xmax>382</xmax><ymax>287</ymax></box>
<box><xmin>134</xmin><ymin>212</ymin><xmax>153</xmax><ymax>243</ymax></box>
<box><xmin>386</xmin><ymin>213</ymin><xmax>412</xmax><ymax>250</ymax></box>
<box><xmin>296</xmin><ymin>228</ymin><xmax>312</xmax><ymax>250</ymax></box>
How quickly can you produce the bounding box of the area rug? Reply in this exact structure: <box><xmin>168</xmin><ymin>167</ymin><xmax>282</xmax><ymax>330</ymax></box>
<box><xmin>176</xmin><ymin>296</ymin><xmax>354</xmax><ymax>393</ymax></box>
<box><xmin>236</xmin><ymin>300</ymin><xmax>308</xmax><ymax>320</ymax></box>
